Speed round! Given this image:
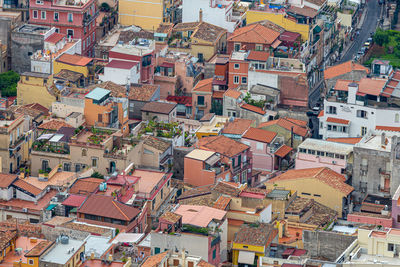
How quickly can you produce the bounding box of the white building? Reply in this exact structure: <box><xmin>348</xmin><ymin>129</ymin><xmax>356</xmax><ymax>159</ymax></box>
<box><xmin>99</xmin><ymin>60</ymin><xmax>140</xmax><ymax>85</ymax></box>
<box><xmin>319</xmin><ymin>72</ymin><xmax>400</xmax><ymax>139</ymax></box>
<box><xmin>182</xmin><ymin>0</ymin><xmax>244</xmax><ymax>33</ymax></box>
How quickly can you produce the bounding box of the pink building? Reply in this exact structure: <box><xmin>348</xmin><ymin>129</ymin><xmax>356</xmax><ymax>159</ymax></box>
<box><xmin>241</xmin><ymin>127</ymin><xmax>277</xmax><ymax>172</ymax></box>
<box><xmin>392</xmin><ymin>185</ymin><xmax>400</xmax><ymax>228</ymax></box>
<box><xmin>192</xmin><ymin>78</ymin><xmax>213</xmax><ymax>120</ymax></box>
<box><xmin>29</xmin><ymin>0</ymin><xmax>98</xmax><ymax>56</ymax></box>
<box><xmin>296</xmin><ymin>138</ymin><xmax>353</xmax><ymax>175</ymax></box>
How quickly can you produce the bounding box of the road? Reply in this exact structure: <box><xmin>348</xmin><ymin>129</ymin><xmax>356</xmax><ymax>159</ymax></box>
<box><xmin>340</xmin><ymin>0</ymin><xmax>381</xmax><ymax>62</ymax></box>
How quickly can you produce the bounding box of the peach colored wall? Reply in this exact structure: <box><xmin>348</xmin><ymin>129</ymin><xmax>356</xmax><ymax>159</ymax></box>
<box><xmin>192</xmin><ymin>92</ymin><xmax>212</xmax><ymax>118</ymax></box>
<box><xmin>295</xmin><ymin>153</ymin><xmax>346</xmax><ymax>174</ymax></box>
<box><xmin>184</xmin><ymin>157</ymin><xmax>216</xmax><ymax>187</ymax></box>
<box><xmin>84</xmin><ymin>99</ymin><xmax>112</xmax><ymax>127</ymax></box>
<box><xmin>347</xmin><ymin>213</ymin><xmax>392</xmax><ymax>228</ymax></box>
<box><xmin>228</xmin><ymin>60</ymin><xmax>248</xmax><ymax>89</ymax></box>
<box><xmin>242</xmin><ymin>137</ymin><xmax>274</xmax><ymax>171</ymax></box>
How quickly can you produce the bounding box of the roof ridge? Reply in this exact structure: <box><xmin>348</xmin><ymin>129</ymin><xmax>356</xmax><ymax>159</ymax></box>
<box><xmin>314</xmin><ymin>167</ymin><xmax>328</xmax><ymax>178</ymax></box>
<box><xmin>111</xmin><ymin>199</ymin><xmax>130</xmax><ymax>221</ymax></box>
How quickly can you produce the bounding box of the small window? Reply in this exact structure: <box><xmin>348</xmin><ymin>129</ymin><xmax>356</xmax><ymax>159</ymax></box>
<box><xmin>68</xmin><ymin>13</ymin><xmax>73</xmax><ymax>22</ymax></box>
<box><xmin>82</xmin><ymin>149</ymin><xmax>87</xmax><ymax>156</ymax></box>
<box><xmin>396</xmin><ymin>114</ymin><xmax>400</xmax><ymax>123</ymax></box>
<box><xmin>92</xmin><ymin>157</ymin><xmax>98</xmax><ymax>167</ymax></box>
<box><xmin>54</xmin><ymin>12</ymin><xmax>59</xmax><ymax>21</ymax></box>
<box><xmin>67</xmin><ymin>29</ymin><xmax>74</xmax><ymax>38</ymax></box>
<box><xmin>63</xmin><ymin>163</ymin><xmax>71</xmax><ymax>172</ymax></box>
<box><xmin>36</xmin><ymin>0</ymin><xmax>43</xmax><ymax>4</ymax></box>
<box><xmin>41</xmin><ymin>11</ymin><xmax>46</xmax><ymax>19</ymax></box>
<box><xmin>234</xmin><ymin>43</ymin><xmax>241</xmax><ymax>51</ymax></box>
<box><xmin>28</xmin><ymin>259</ymin><xmax>34</xmax><ymax>265</ymax></box>
<box><xmin>361</xmin><ymin>126</ymin><xmax>367</xmax><ymax>136</ymax></box>
<box><xmin>388</xmin><ymin>243</ymin><xmax>394</xmax><ymax>252</ymax></box>
<box><xmin>197</xmin><ymin>95</ymin><xmax>205</xmax><ymax>106</ymax></box>
<box><xmin>98</xmin><ymin>114</ymin><xmax>102</xmax><ymax>122</ymax></box>
<box><xmin>327</xmin><ymin>106</ymin><xmax>337</xmax><ymax>114</ymax></box>
<box><xmin>234</xmin><ymin>63</ymin><xmax>240</xmax><ymax>69</ymax></box>
<box><xmin>256</xmin><ymin>142</ymin><xmax>263</xmax><ymax>150</ymax></box>
<box><xmin>241</xmin><ymin>77</ymin><xmax>247</xmax><ymax>84</ymax></box>
<box><xmin>255</xmin><ymin>44</ymin><xmax>263</xmax><ymax>51</ymax></box>
<box><xmin>33</xmin><ymin>10</ymin><xmax>38</xmax><ymax>19</ymax></box>
<box><xmin>357</xmin><ymin>110</ymin><xmax>367</xmax><ymax>118</ymax></box>
<box><xmin>234</xmin><ymin>76</ymin><xmax>239</xmax><ymax>84</ymax></box>
<box><xmin>301</xmin><ymin>192</ymin><xmax>311</xmax><ymax>196</ymax></box>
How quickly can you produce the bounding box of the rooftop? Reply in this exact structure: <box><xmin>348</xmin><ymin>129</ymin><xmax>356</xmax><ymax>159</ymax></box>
<box><xmin>222</xmin><ymin>118</ymin><xmax>253</xmax><ymax>136</ymax></box>
<box><xmin>106</xmin><ymin>60</ymin><xmax>138</xmax><ymax>70</ymax></box>
<box><xmin>40</xmin><ymin>238</ymin><xmax>85</xmax><ymax>265</ymax></box>
<box><xmin>242</xmin><ymin>127</ymin><xmax>277</xmax><ymax>143</ymax></box>
<box><xmin>38</xmin><ymin>119</ymin><xmax>73</xmax><ymax>131</ymax></box>
<box><xmin>56</xmin><ymin>53</ymin><xmax>93</xmax><ymax>66</ymax></box>
<box><xmin>69</xmin><ymin>177</ymin><xmax>104</xmax><ymax>195</ymax></box>
<box><xmin>0</xmin><ymin>174</ymin><xmax>17</xmax><ymax>188</ymax></box>
<box><xmin>234</xmin><ymin>223</ymin><xmax>276</xmax><ymax>247</ymax></box>
<box><xmin>143</xmin><ymin>135</ymin><xmax>171</xmax><ymax>152</ymax></box>
<box><xmin>2</xmin><ymin>236</ymin><xmax>49</xmax><ymax>265</ymax></box>
<box><xmin>141</xmin><ymin>101</ymin><xmax>176</xmax><ymax>114</ymax></box>
<box><xmin>85</xmin><ymin>87</ymin><xmax>111</xmax><ymax>101</ymax></box>
<box><xmin>258</xmin><ymin>117</ymin><xmax>308</xmax><ymax>137</ymax></box>
<box><xmin>185</xmin><ymin>149</ymin><xmax>216</xmax><ymax>161</ymax></box>
<box><xmin>23</xmin><ymin>171</ymin><xmax>77</xmax><ymax>190</ymax></box>
<box><xmin>15</xmin><ymin>24</ymin><xmax>51</xmax><ymax>34</ymax></box>
<box><xmin>324</xmin><ymin>60</ymin><xmax>370</xmax><ymax>80</ymax></box>
<box><xmin>298</xmin><ymin>138</ymin><xmax>354</xmax><ymax>155</ymax></box>
<box><xmin>228</xmin><ymin>23</ymin><xmax>280</xmax><ymax>45</ymax></box>
<box><xmin>129</xmin><ymin>83</ymin><xmax>159</xmax><ymax>101</ymax></box>
<box><xmin>174</xmin><ymin>205</ymin><xmax>226</xmax><ymax>228</ymax></box>
<box><xmin>198</xmin><ymin>135</ymin><xmax>249</xmax><ymax>157</ymax></box>
<box><xmin>84</xmin><ymin>235</ymin><xmax>113</xmax><ymax>259</ymax></box>
<box><xmin>326</xmin><ymin>137</ymin><xmax>362</xmax><ymax>144</ymax></box>
<box><xmin>160</xmin><ymin>211</ymin><xmax>182</xmax><ymax>224</ymax></box>
<box><xmin>134</xmin><ymin>169</ymin><xmax>171</xmax><ymax>196</ymax></box>
<box><xmin>193</xmin><ymin>78</ymin><xmax>213</xmax><ymax>93</ymax></box>
<box><xmin>355</xmin><ymin>134</ymin><xmax>393</xmax><ymax>152</ymax></box>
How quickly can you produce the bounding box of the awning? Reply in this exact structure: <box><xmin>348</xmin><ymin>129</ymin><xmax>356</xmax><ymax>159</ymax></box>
<box><xmin>271</xmin><ymin>39</ymin><xmax>282</xmax><ymax>49</ymax></box>
<box><xmin>37</xmin><ymin>134</ymin><xmax>54</xmax><ymax>141</ymax></box>
<box><xmin>49</xmin><ymin>134</ymin><xmax>64</xmax><ymax>143</ymax></box>
<box><xmin>238</xmin><ymin>251</ymin><xmax>255</xmax><ymax>265</ymax></box>
<box><xmin>46</xmin><ymin>204</ymin><xmax>57</xmax><ymax>211</ymax></box>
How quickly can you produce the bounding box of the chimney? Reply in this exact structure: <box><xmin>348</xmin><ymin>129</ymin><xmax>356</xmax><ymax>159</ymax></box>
<box><xmin>381</xmin><ymin>132</ymin><xmax>386</xmax><ymax>146</ymax></box>
<box><xmin>199</xmin><ymin>9</ymin><xmax>203</xmax><ymax>22</ymax></box>
<box><xmin>347</xmin><ymin>82</ymin><xmax>358</xmax><ymax>104</ymax></box>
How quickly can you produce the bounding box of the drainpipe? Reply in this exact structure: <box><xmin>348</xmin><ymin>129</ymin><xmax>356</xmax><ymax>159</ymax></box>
<box><xmin>290</xmin><ymin>126</ymin><xmax>294</xmax><ymax>148</ymax></box>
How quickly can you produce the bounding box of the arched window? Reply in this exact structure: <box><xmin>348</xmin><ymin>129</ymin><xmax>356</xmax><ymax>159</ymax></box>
<box><xmin>82</xmin><ymin>149</ymin><xmax>87</xmax><ymax>156</ymax></box>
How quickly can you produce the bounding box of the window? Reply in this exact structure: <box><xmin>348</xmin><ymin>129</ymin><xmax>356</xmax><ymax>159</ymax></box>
<box><xmin>357</xmin><ymin>110</ymin><xmax>367</xmax><ymax>118</ymax></box>
<box><xmin>54</xmin><ymin>12</ymin><xmax>59</xmax><ymax>21</ymax></box>
<box><xmin>256</xmin><ymin>142</ymin><xmax>263</xmax><ymax>150</ymax></box>
<box><xmin>255</xmin><ymin>44</ymin><xmax>263</xmax><ymax>51</ymax></box>
<box><xmin>327</xmin><ymin>124</ymin><xmax>332</xmax><ymax>131</ymax></box>
<box><xmin>36</xmin><ymin>0</ymin><xmax>43</xmax><ymax>3</ymax></box>
<box><xmin>396</xmin><ymin>114</ymin><xmax>400</xmax><ymax>123</ymax></box>
<box><xmin>241</xmin><ymin>77</ymin><xmax>247</xmax><ymax>84</ymax></box>
<box><xmin>212</xmin><ymin>249</ymin><xmax>216</xmax><ymax>259</ymax></box>
<box><xmin>41</xmin><ymin>160</ymin><xmax>49</xmax><ymax>171</ymax></box>
<box><xmin>28</xmin><ymin>259</ymin><xmax>34</xmax><ymax>265</ymax></box>
<box><xmin>98</xmin><ymin>114</ymin><xmax>102</xmax><ymax>122</ymax></box>
<box><xmin>33</xmin><ymin>10</ymin><xmax>38</xmax><ymax>19</ymax></box>
<box><xmin>82</xmin><ymin>149</ymin><xmax>87</xmax><ymax>156</ymax></box>
<box><xmin>68</xmin><ymin>13</ymin><xmax>73</xmax><ymax>22</ymax></box>
<box><xmin>75</xmin><ymin>164</ymin><xmax>81</xmax><ymax>172</ymax></box>
<box><xmin>173</xmin><ymin>259</ymin><xmax>179</xmax><ymax>266</ymax></box>
<box><xmin>41</xmin><ymin>11</ymin><xmax>46</xmax><ymax>19</ymax></box>
<box><xmin>388</xmin><ymin>243</ymin><xmax>394</xmax><ymax>252</ymax></box>
<box><xmin>197</xmin><ymin>95</ymin><xmax>205</xmax><ymax>106</ymax></box>
<box><xmin>234</xmin><ymin>63</ymin><xmax>240</xmax><ymax>69</ymax></box>
<box><xmin>55</xmin><ymin>28</ymin><xmax>59</xmax><ymax>33</ymax></box>
<box><xmin>314</xmin><ymin>194</ymin><xmax>321</xmax><ymax>197</ymax></box>
<box><xmin>327</xmin><ymin>106</ymin><xmax>337</xmax><ymax>114</ymax></box>
<box><xmin>234</xmin><ymin>76</ymin><xmax>239</xmax><ymax>84</ymax></box>
<box><xmin>301</xmin><ymin>192</ymin><xmax>311</xmax><ymax>196</ymax></box>
<box><xmin>397</xmin><ymin>214</ymin><xmax>400</xmax><ymax>223</ymax></box>
<box><xmin>63</xmin><ymin>163</ymin><xmax>71</xmax><ymax>172</ymax></box>
<box><xmin>361</xmin><ymin>126</ymin><xmax>367</xmax><ymax>136</ymax></box>
<box><xmin>92</xmin><ymin>157</ymin><xmax>98</xmax><ymax>167</ymax></box>
<box><xmin>234</xmin><ymin>43</ymin><xmax>241</xmax><ymax>51</ymax></box>
<box><xmin>67</xmin><ymin>29</ymin><xmax>74</xmax><ymax>38</ymax></box>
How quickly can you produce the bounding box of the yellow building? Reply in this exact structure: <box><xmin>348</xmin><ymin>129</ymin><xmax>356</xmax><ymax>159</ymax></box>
<box><xmin>53</xmin><ymin>53</ymin><xmax>93</xmax><ymax>79</ymax></box>
<box><xmin>0</xmin><ymin>230</ymin><xmax>17</xmax><ymax>262</ymax></box>
<box><xmin>119</xmin><ymin>0</ymin><xmax>178</xmax><ymax>30</ymax></box>
<box><xmin>232</xmin><ymin>223</ymin><xmax>277</xmax><ymax>267</ymax></box>
<box><xmin>39</xmin><ymin>236</ymin><xmax>85</xmax><ymax>267</ymax></box>
<box><xmin>195</xmin><ymin>115</ymin><xmax>229</xmax><ymax>139</ymax></box>
<box><xmin>246</xmin><ymin>9</ymin><xmax>312</xmax><ymax>41</ymax></box>
<box><xmin>265</xmin><ymin>167</ymin><xmax>354</xmax><ymax>218</ymax></box>
<box><xmin>17</xmin><ymin>240</ymin><xmax>53</xmax><ymax>267</ymax></box>
<box><xmin>171</xmin><ymin>21</ymin><xmax>227</xmax><ymax>62</ymax></box>
<box><xmin>17</xmin><ymin>72</ymin><xmax>57</xmax><ymax>108</ymax></box>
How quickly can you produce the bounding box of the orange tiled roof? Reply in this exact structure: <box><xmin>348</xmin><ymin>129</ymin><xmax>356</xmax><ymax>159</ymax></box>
<box><xmin>267</xmin><ymin>167</ymin><xmax>354</xmax><ymax>195</ymax></box>
<box><xmin>258</xmin><ymin>117</ymin><xmax>308</xmax><ymax>137</ymax></box>
<box><xmin>228</xmin><ymin>23</ymin><xmax>280</xmax><ymax>45</ymax></box>
<box><xmin>213</xmin><ymin>195</ymin><xmax>231</xmax><ymax>210</ymax></box>
<box><xmin>159</xmin><ymin>211</ymin><xmax>182</xmax><ymax>224</ymax></box>
<box><xmin>0</xmin><ymin>174</ymin><xmax>17</xmax><ymax>188</ymax></box>
<box><xmin>193</xmin><ymin>78</ymin><xmax>213</xmax><ymax>93</ymax></box>
<box><xmin>318</xmin><ymin>110</ymin><xmax>324</xmax><ymax>118</ymax></box>
<box><xmin>13</xmin><ymin>179</ymin><xmax>42</xmax><ymax>196</ymax></box>
<box><xmin>199</xmin><ymin>135</ymin><xmax>249</xmax><ymax>158</ymax></box>
<box><xmin>247</xmin><ymin>51</ymin><xmax>270</xmax><ymax>61</ymax></box>
<box><xmin>326</xmin><ymin>117</ymin><xmax>350</xmax><ymax>125</ymax></box>
<box><xmin>222</xmin><ymin>118</ymin><xmax>253</xmax><ymax>135</ymax></box>
<box><xmin>242</xmin><ymin>127</ymin><xmax>277</xmax><ymax>143</ymax></box>
<box><xmin>224</xmin><ymin>89</ymin><xmax>242</xmax><ymax>99</ymax></box>
<box><xmin>56</xmin><ymin>53</ymin><xmax>93</xmax><ymax>66</ymax></box>
<box><xmin>324</xmin><ymin>61</ymin><xmax>370</xmax><ymax>80</ymax></box>
<box><xmin>25</xmin><ymin>240</ymin><xmax>53</xmax><ymax>257</ymax></box>
<box><xmin>358</xmin><ymin>78</ymin><xmax>387</xmax><ymax>96</ymax></box>
<box><xmin>240</xmin><ymin>103</ymin><xmax>266</xmax><ymax>115</ymax></box>
<box><xmin>376</xmin><ymin>126</ymin><xmax>400</xmax><ymax>132</ymax></box>
<box><xmin>141</xmin><ymin>251</ymin><xmax>168</xmax><ymax>267</ymax></box>
<box><xmin>334</xmin><ymin>79</ymin><xmax>354</xmax><ymax>91</ymax></box>
<box><xmin>38</xmin><ymin>119</ymin><xmax>73</xmax><ymax>131</ymax></box>
<box><xmin>326</xmin><ymin>137</ymin><xmax>362</xmax><ymax>144</ymax></box>
<box><xmin>284</xmin><ymin>117</ymin><xmax>308</xmax><ymax>127</ymax></box>
<box><xmin>274</xmin><ymin>145</ymin><xmax>293</xmax><ymax>158</ymax></box>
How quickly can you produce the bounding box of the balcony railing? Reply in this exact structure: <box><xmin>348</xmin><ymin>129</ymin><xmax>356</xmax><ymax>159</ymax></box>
<box><xmin>195</xmin><ymin>101</ymin><xmax>207</xmax><ymax>108</ymax></box>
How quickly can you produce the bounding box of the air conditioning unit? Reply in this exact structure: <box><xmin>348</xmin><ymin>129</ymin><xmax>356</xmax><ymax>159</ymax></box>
<box><xmin>332</xmin><ymin>161</ymin><xmax>337</xmax><ymax>164</ymax></box>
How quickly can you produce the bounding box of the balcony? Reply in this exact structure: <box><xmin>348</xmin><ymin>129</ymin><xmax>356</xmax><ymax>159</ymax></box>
<box><xmin>9</xmin><ymin>135</ymin><xmax>25</xmax><ymax>150</ymax></box>
<box><xmin>195</xmin><ymin>101</ymin><xmax>208</xmax><ymax>108</ymax></box>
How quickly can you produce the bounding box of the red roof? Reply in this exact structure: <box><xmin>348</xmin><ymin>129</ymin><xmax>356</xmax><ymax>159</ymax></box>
<box><xmin>193</xmin><ymin>78</ymin><xmax>213</xmax><ymax>93</ymax></box>
<box><xmin>326</xmin><ymin>137</ymin><xmax>362</xmax><ymax>144</ymax></box>
<box><xmin>242</xmin><ymin>127</ymin><xmax>277</xmax><ymax>143</ymax></box>
<box><xmin>274</xmin><ymin>145</ymin><xmax>293</xmax><ymax>158</ymax></box>
<box><xmin>324</xmin><ymin>61</ymin><xmax>370</xmax><ymax>80</ymax></box>
<box><xmin>358</xmin><ymin>78</ymin><xmax>386</xmax><ymax>96</ymax></box>
<box><xmin>160</xmin><ymin>62</ymin><xmax>174</xmax><ymax>68</ymax></box>
<box><xmin>279</xmin><ymin>31</ymin><xmax>301</xmax><ymax>42</ymax></box>
<box><xmin>258</xmin><ymin>117</ymin><xmax>308</xmax><ymax>137</ymax></box>
<box><xmin>241</xmin><ymin>103</ymin><xmax>266</xmax><ymax>115</ymax></box>
<box><xmin>247</xmin><ymin>51</ymin><xmax>270</xmax><ymax>61</ymax></box>
<box><xmin>45</xmin><ymin>32</ymin><xmax>65</xmax><ymax>44</ymax></box>
<box><xmin>166</xmin><ymin>95</ymin><xmax>192</xmax><ymax>106</ymax></box>
<box><xmin>106</xmin><ymin>60</ymin><xmax>138</xmax><ymax>69</ymax></box>
<box><xmin>376</xmin><ymin>126</ymin><xmax>400</xmax><ymax>132</ymax></box>
<box><xmin>318</xmin><ymin>110</ymin><xmax>324</xmax><ymax>118</ymax></box>
<box><xmin>228</xmin><ymin>23</ymin><xmax>280</xmax><ymax>45</ymax></box>
<box><xmin>62</xmin><ymin>194</ymin><xmax>87</xmax><ymax>207</ymax></box>
<box><xmin>326</xmin><ymin>117</ymin><xmax>350</xmax><ymax>125</ymax></box>
<box><xmin>239</xmin><ymin>191</ymin><xmax>265</xmax><ymax>199</ymax></box>
<box><xmin>57</xmin><ymin>54</ymin><xmax>93</xmax><ymax>66</ymax></box>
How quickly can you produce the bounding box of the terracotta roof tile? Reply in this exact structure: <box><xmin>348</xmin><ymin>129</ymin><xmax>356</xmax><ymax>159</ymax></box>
<box><xmin>160</xmin><ymin>211</ymin><xmax>182</xmax><ymax>224</ymax></box>
<box><xmin>274</xmin><ymin>145</ymin><xmax>293</xmax><ymax>158</ymax></box>
<box><xmin>224</xmin><ymin>89</ymin><xmax>242</xmax><ymax>99</ymax></box>
<box><xmin>288</xmin><ymin>6</ymin><xmax>318</xmax><ymax>18</ymax></box>
<box><xmin>175</xmin><ymin>205</ymin><xmax>226</xmax><ymax>227</ymax></box>
<box><xmin>242</xmin><ymin>127</ymin><xmax>277</xmax><ymax>143</ymax></box>
<box><xmin>247</xmin><ymin>51</ymin><xmax>270</xmax><ymax>61</ymax></box>
<box><xmin>106</xmin><ymin>60</ymin><xmax>138</xmax><ymax>70</ymax></box>
<box><xmin>376</xmin><ymin>126</ymin><xmax>400</xmax><ymax>132</ymax></box>
<box><xmin>326</xmin><ymin>137</ymin><xmax>362</xmax><ymax>144</ymax></box>
<box><xmin>213</xmin><ymin>195</ymin><xmax>231</xmax><ymax>210</ymax></box>
<box><xmin>267</xmin><ymin>167</ymin><xmax>354</xmax><ymax>195</ymax></box>
<box><xmin>193</xmin><ymin>78</ymin><xmax>213</xmax><ymax>93</ymax></box>
<box><xmin>0</xmin><ymin>174</ymin><xmax>17</xmax><ymax>188</ymax></box>
<box><xmin>129</xmin><ymin>84</ymin><xmax>159</xmax><ymax>101</ymax></box>
<box><xmin>141</xmin><ymin>251</ymin><xmax>168</xmax><ymax>267</ymax></box>
<box><xmin>143</xmin><ymin>135</ymin><xmax>171</xmax><ymax>152</ymax></box>
<box><xmin>324</xmin><ymin>61</ymin><xmax>370</xmax><ymax>80</ymax></box>
<box><xmin>13</xmin><ymin>179</ymin><xmax>42</xmax><ymax>196</ymax></box>
<box><xmin>240</xmin><ymin>103</ymin><xmax>266</xmax><ymax>115</ymax></box>
<box><xmin>87</xmin><ymin>81</ymin><xmax>126</xmax><ymax>98</ymax></box>
<box><xmin>141</xmin><ymin>102</ymin><xmax>176</xmax><ymax>114</ymax></box>
<box><xmin>38</xmin><ymin>120</ymin><xmax>73</xmax><ymax>131</ymax></box>
<box><xmin>326</xmin><ymin>117</ymin><xmax>350</xmax><ymax>125</ymax></box>
<box><xmin>318</xmin><ymin>110</ymin><xmax>324</xmax><ymax>118</ymax></box>
<box><xmin>54</xmin><ymin>69</ymin><xmax>84</xmax><ymax>82</ymax></box>
<box><xmin>358</xmin><ymin>78</ymin><xmax>386</xmax><ymax>96</ymax></box>
<box><xmin>222</xmin><ymin>118</ymin><xmax>253</xmax><ymax>135</ymax></box>
<box><xmin>228</xmin><ymin>24</ymin><xmax>280</xmax><ymax>45</ymax></box>
<box><xmin>69</xmin><ymin>178</ymin><xmax>103</xmax><ymax>195</ymax></box>
<box><xmin>234</xmin><ymin>223</ymin><xmax>277</xmax><ymax>247</ymax></box>
<box><xmin>78</xmin><ymin>194</ymin><xmax>140</xmax><ymax>221</ymax></box>
<box><xmin>212</xmin><ymin>181</ymin><xmax>242</xmax><ymax>197</ymax></box>
<box><xmin>62</xmin><ymin>194</ymin><xmax>87</xmax><ymax>207</ymax></box>
<box><xmin>56</xmin><ymin>53</ymin><xmax>93</xmax><ymax>66</ymax></box>
<box><xmin>25</xmin><ymin>240</ymin><xmax>53</xmax><ymax>257</ymax></box>
<box><xmin>0</xmin><ymin>230</ymin><xmax>17</xmax><ymax>251</ymax></box>
<box><xmin>258</xmin><ymin>117</ymin><xmax>308</xmax><ymax>137</ymax></box>
<box><xmin>45</xmin><ymin>32</ymin><xmax>65</xmax><ymax>44</ymax></box>
<box><xmin>199</xmin><ymin>135</ymin><xmax>249</xmax><ymax>157</ymax></box>
<box><xmin>197</xmin><ymin>260</ymin><xmax>215</xmax><ymax>267</ymax></box>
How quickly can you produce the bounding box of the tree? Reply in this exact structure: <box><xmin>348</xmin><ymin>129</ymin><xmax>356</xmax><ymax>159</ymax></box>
<box><xmin>91</xmin><ymin>172</ymin><xmax>104</xmax><ymax>179</ymax></box>
<box><xmin>374</xmin><ymin>29</ymin><xmax>389</xmax><ymax>46</ymax></box>
<box><xmin>0</xmin><ymin>71</ymin><xmax>19</xmax><ymax>97</ymax></box>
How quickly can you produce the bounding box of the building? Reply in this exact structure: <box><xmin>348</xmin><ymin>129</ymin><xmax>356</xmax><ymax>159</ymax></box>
<box><xmin>182</xmin><ymin>0</ymin><xmax>245</xmax><ymax>33</ymax></box>
<box><xmin>296</xmin><ymin>138</ymin><xmax>354</xmax><ymax>175</ymax></box>
<box><xmin>222</xmin><ymin>118</ymin><xmax>252</xmax><ymax>140</ymax></box>
<box><xmin>39</xmin><ymin>236</ymin><xmax>85</xmax><ymax>267</ymax></box>
<box><xmin>0</xmin><ymin>229</ymin><xmax>17</xmax><ymax>262</ymax></box>
<box><xmin>141</xmin><ymin>250</ymin><xmax>215</xmax><ymax>267</ymax></box>
<box><xmin>184</xmin><ymin>149</ymin><xmax>230</xmax><ymax>187</ymax></box>
<box><xmin>171</xmin><ymin>21</ymin><xmax>227</xmax><ymax>62</ymax></box>
<box><xmin>17</xmin><ymin>72</ymin><xmax>57</xmax><ymax>108</ymax></box>
<box><xmin>28</xmin><ymin>0</ymin><xmax>98</xmax><ymax>56</ymax></box>
<box><xmin>231</xmin><ymin>223</ymin><xmax>278</xmax><ymax>267</ymax></box>
<box><xmin>258</xmin><ymin>117</ymin><xmax>310</xmax><ymax>149</ymax></box>
<box><xmin>228</xmin><ymin>51</ymin><xmax>249</xmax><ymax>90</ymax></box>
<box><xmin>128</xmin><ymin>84</ymin><xmax>160</xmax><ymax>120</ymax></box>
<box><xmin>223</xmin><ymin>89</ymin><xmax>243</xmax><ymax>118</ymax></box>
<box><xmin>192</xmin><ymin>78</ymin><xmax>213</xmax><ymax>120</ymax></box>
<box><xmin>241</xmin><ymin>127</ymin><xmax>278</xmax><ymax>172</ymax></box>
<box><xmin>99</xmin><ymin>60</ymin><xmax>140</xmax><ymax>85</ymax></box>
<box><xmin>265</xmin><ymin>167</ymin><xmax>354</xmax><ymax>218</ymax></box>
<box><xmin>77</xmin><ymin>194</ymin><xmax>147</xmax><ymax>232</ymax></box>
<box><xmin>227</xmin><ymin>23</ymin><xmax>281</xmax><ymax>54</ymax></box>
<box><xmin>141</xmin><ymin>102</ymin><xmax>177</xmax><ymax>123</ymax></box>
<box><xmin>198</xmin><ymin>135</ymin><xmax>252</xmax><ymax>184</ymax></box>
<box><xmin>195</xmin><ymin>115</ymin><xmax>229</xmax><ymax>139</ymax></box>
<box><xmin>53</xmin><ymin>54</ymin><xmax>93</xmax><ymax>81</ymax></box>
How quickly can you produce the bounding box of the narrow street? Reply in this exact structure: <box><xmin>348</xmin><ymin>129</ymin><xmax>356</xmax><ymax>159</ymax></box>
<box><xmin>340</xmin><ymin>0</ymin><xmax>381</xmax><ymax>62</ymax></box>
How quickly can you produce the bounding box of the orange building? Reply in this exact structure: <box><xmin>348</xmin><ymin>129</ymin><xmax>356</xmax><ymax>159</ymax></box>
<box><xmin>192</xmin><ymin>78</ymin><xmax>213</xmax><ymax>120</ymax></box>
<box><xmin>84</xmin><ymin>87</ymin><xmax>129</xmax><ymax>136</ymax></box>
<box><xmin>228</xmin><ymin>51</ymin><xmax>249</xmax><ymax>89</ymax></box>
